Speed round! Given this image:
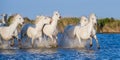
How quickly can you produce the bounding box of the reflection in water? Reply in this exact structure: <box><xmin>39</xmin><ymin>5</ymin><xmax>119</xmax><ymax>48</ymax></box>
<box><xmin>0</xmin><ymin>48</ymin><xmax>96</xmax><ymax>60</ymax></box>
<box><xmin>27</xmin><ymin>48</ymin><xmax>57</xmax><ymax>54</ymax></box>
<box><xmin>0</xmin><ymin>49</ymin><xmax>17</xmax><ymax>54</ymax></box>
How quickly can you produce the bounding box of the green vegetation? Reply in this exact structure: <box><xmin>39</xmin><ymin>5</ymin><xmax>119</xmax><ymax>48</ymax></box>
<box><xmin>58</xmin><ymin>17</ymin><xmax>79</xmax><ymax>32</ymax></box>
<box><xmin>7</xmin><ymin>16</ymin><xmax>120</xmax><ymax>33</ymax></box>
<box><xmin>97</xmin><ymin>18</ymin><xmax>120</xmax><ymax>33</ymax></box>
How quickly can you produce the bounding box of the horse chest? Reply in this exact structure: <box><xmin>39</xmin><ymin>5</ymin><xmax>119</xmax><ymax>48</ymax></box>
<box><xmin>1</xmin><ymin>33</ymin><xmax>12</xmax><ymax>40</ymax></box>
<box><xmin>45</xmin><ymin>27</ymin><xmax>54</xmax><ymax>34</ymax></box>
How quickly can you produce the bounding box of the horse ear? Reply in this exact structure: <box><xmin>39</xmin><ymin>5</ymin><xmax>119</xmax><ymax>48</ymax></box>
<box><xmin>90</xmin><ymin>13</ymin><xmax>96</xmax><ymax>17</ymax></box>
<box><xmin>56</xmin><ymin>11</ymin><xmax>59</xmax><ymax>13</ymax></box>
<box><xmin>54</xmin><ymin>11</ymin><xmax>58</xmax><ymax>14</ymax></box>
<box><xmin>36</xmin><ymin>15</ymin><xmax>40</xmax><ymax>18</ymax></box>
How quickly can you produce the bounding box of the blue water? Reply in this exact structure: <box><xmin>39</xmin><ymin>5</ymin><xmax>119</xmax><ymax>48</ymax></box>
<box><xmin>0</xmin><ymin>34</ymin><xmax>120</xmax><ymax>60</ymax></box>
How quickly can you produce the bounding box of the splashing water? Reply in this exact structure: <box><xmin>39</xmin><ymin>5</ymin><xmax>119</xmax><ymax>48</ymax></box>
<box><xmin>58</xmin><ymin>33</ymin><xmax>91</xmax><ymax>49</ymax></box>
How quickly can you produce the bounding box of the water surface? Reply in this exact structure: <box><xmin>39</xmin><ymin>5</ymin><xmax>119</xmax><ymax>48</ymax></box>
<box><xmin>0</xmin><ymin>34</ymin><xmax>120</xmax><ymax>60</ymax></box>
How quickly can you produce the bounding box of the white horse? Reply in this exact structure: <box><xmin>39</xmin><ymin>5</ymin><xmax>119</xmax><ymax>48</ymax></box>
<box><xmin>0</xmin><ymin>14</ymin><xmax>24</xmax><ymax>47</ymax></box>
<box><xmin>0</xmin><ymin>13</ymin><xmax>7</xmax><ymax>26</ymax></box>
<box><xmin>79</xmin><ymin>16</ymin><xmax>88</xmax><ymax>26</ymax></box>
<box><xmin>74</xmin><ymin>13</ymin><xmax>100</xmax><ymax>49</ymax></box>
<box><xmin>43</xmin><ymin>11</ymin><xmax>61</xmax><ymax>43</ymax></box>
<box><xmin>63</xmin><ymin>16</ymin><xmax>88</xmax><ymax>39</ymax></box>
<box><xmin>79</xmin><ymin>16</ymin><xmax>97</xmax><ymax>47</ymax></box>
<box><xmin>0</xmin><ymin>14</ymin><xmax>20</xmax><ymax>47</ymax></box>
<box><xmin>26</xmin><ymin>16</ymin><xmax>51</xmax><ymax>47</ymax></box>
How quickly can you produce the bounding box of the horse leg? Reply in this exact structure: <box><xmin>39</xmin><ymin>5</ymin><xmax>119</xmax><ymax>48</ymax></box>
<box><xmin>31</xmin><ymin>38</ymin><xmax>34</xmax><ymax>48</ymax></box>
<box><xmin>43</xmin><ymin>34</ymin><xmax>47</xmax><ymax>40</ymax></box>
<box><xmin>53</xmin><ymin>32</ymin><xmax>58</xmax><ymax>40</ymax></box>
<box><xmin>10</xmin><ymin>36</ymin><xmax>15</xmax><ymax>47</ymax></box>
<box><xmin>26</xmin><ymin>37</ymin><xmax>30</xmax><ymax>43</ymax></box>
<box><xmin>14</xmin><ymin>34</ymin><xmax>22</xmax><ymax>48</ymax></box>
<box><xmin>90</xmin><ymin>37</ymin><xmax>93</xmax><ymax>47</ymax></box>
<box><xmin>93</xmin><ymin>35</ymin><xmax>100</xmax><ymax>49</ymax></box>
<box><xmin>39</xmin><ymin>36</ymin><xmax>42</xmax><ymax>43</ymax></box>
<box><xmin>53</xmin><ymin>35</ymin><xmax>57</xmax><ymax>41</ymax></box>
<box><xmin>49</xmin><ymin>35</ymin><xmax>53</xmax><ymax>41</ymax></box>
<box><xmin>53</xmin><ymin>35</ymin><xmax>57</xmax><ymax>47</ymax></box>
<box><xmin>0</xmin><ymin>36</ymin><xmax>2</xmax><ymax>45</ymax></box>
<box><xmin>0</xmin><ymin>40</ymin><xmax>2</xmax><ymax>45</ymax></box>
<box><xmin>18</xmin><ymin>39</ymin><xmax>22</xmax><ymax>49</ymax></box>
<box><xmin>49</xmin><ymin>35</ymin><xmax>56</xmax><ymax>43</ymax></box>
<box><xmin>76</xmin><ymin>33</ymin><xmax>82</xmax><ymax>45</ymax></box>
<box><xmin>10</xmin><ymin>40</ymin><xmax>14</xmax><ymax>47</ymax></box>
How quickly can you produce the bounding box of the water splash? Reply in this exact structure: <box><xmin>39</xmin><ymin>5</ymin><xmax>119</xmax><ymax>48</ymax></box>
<box><xmin>0</xmin><ymin>33</ymin><xmax>90</xmax><ymax>49</ymax></box>
<box><xmin>58</xmin><ymin>33</ymin><xmax>90</xmax><ymax>48</ymax></box>
<box><xmin>20</xmin><ymin>36</ymin><xmax>57</xmax><ymax>48</ymax></box>
<box><xmin>0</xmin><ymin>24</ymin><xmax>90</xmax><ymax>49</ymax></box>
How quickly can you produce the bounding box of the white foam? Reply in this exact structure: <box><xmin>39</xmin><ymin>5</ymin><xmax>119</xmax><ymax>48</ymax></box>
<box><xmin>58</xmin><ymin>33</ymin><xmax>90</xmax><ymax>48</ymax></box>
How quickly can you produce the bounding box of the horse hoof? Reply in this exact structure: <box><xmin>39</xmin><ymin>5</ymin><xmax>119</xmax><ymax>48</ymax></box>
<box><xmin>10</xmin><ymin>44</ymin><xmax>14</xmax><ymax>47</ymax></box>
<box><xmin>90</xmin><ymin>44</ymin><xmax>93</xmax><ymax>47</ymax></box>
<box><xmin>19</xmin><ymin>45</ymin><xmax>22</xmax><ymax>48</ymax></box>
<box><xmin>32</xmin><ymin>45</ymin><xmax>34</xmax><ymax>48</ymax></box>
<box><xmin>54</xmin><ymin>43</ymin><xmax>58</xmax><ymax>47</ymax></box>
<box><xmin>19</xmin><ymin>46</ymin><xmax>22</xmax><ymax>49</ymax></box>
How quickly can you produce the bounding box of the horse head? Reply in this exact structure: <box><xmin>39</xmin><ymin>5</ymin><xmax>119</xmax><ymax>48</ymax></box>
<box><xmin>80</xmin><ymin>16</ymin><xmax>88</xmax><ymax>26</ymax></box>
<box><xmin>53</xmin><ymin>11</ymin><xmax>61</xmax><ymax>20</ymax></box>
<box><xmin>89</xmin><ymin>13</ymin><xmax>97</xmax><ymax>26</ymax></box>
<box><xmin>13</xmin><ymin>14</ymin><xmax>24</xmax><ymax>25</ymax></box>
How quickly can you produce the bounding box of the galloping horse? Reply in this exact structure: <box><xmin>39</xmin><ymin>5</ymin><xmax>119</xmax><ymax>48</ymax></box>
<box><xmin>63</xmin><ymin>16</ymin><xmax>88</xmax><ymax>39</ymax></box>
<box><xmin>74</xmin><ymin>13</ymin><xmax>100</xmax><ymax>49</ymax></box>
<box><xmin>26</xmin><ymin>16</ymin><xmax>51</xmax><ymax>47</ymax></box>
<box><xmin>0</xmin><ymin>14</ymin><xmax>24</xmax><ymax>47</ymax></box>
<box><xmin>43</xmin><ymin>11</ymin><xmax>61</xmax><ymax>44</ymax></box>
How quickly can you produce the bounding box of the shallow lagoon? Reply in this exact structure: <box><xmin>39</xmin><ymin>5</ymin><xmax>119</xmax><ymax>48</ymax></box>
<box><xmin>0</xmin><ymin>34</ymin><xmax>120</xmax><ymax>60</ymax></box>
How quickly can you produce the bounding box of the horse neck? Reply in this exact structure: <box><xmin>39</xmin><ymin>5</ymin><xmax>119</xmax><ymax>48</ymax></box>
<box><xmin>35</xmin><ymin>21</ymin><xmax>44</xmax><ymax>31</ymax></box>
<box><xmin>9</xmin><ymin>21</ymin><xmax>18</xmax><ymax>33</ymax></box>
<box><xmin>51</xmin><ymin>17</ymin><xmax>58</xmax><ymax>28</ymax></box>
<box><xmin>87</xmin><ymin>20</ymin><xmax>94</xmax><ymax>33</ymax></box>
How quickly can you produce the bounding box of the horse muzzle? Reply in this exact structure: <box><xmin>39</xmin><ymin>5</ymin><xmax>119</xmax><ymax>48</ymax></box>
<box><xmin>50</xmin><ymin>19</ymin><xmax>52</xmax><ymax>24</ymax></box>
<box><xmin>20</xmin><ymin>22</ymin><xmax>24</xmax><ymax>25</ymax></box>
<box><xmin>59</xmin><ymin>16</ymin><xmax>62</xmax><ymax>19</ymax></box>
<box><xmin>94</xmin><ymin>23</ymin><xmax>97</xmax><ymax>26</ymax></box>
<box><xmin>22</xmin><ymin>22</ymin><xmax>25</xmax><ymax>24</ymax></box>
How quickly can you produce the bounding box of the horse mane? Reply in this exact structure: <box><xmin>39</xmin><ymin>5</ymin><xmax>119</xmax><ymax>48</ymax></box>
<box><xmin>89</xmin><ymin>13</ymin><xmax>96</xmax><ymax>20</ymax></box>
<box><xmin>35</xmin><ymin>16</ymin><xmax>44</xmax><ymax>24</ymax></box>
<box><xmin>10</xmin><ymin>14</ymin><xmax>21</xmax><ymax>24</ymax></box>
